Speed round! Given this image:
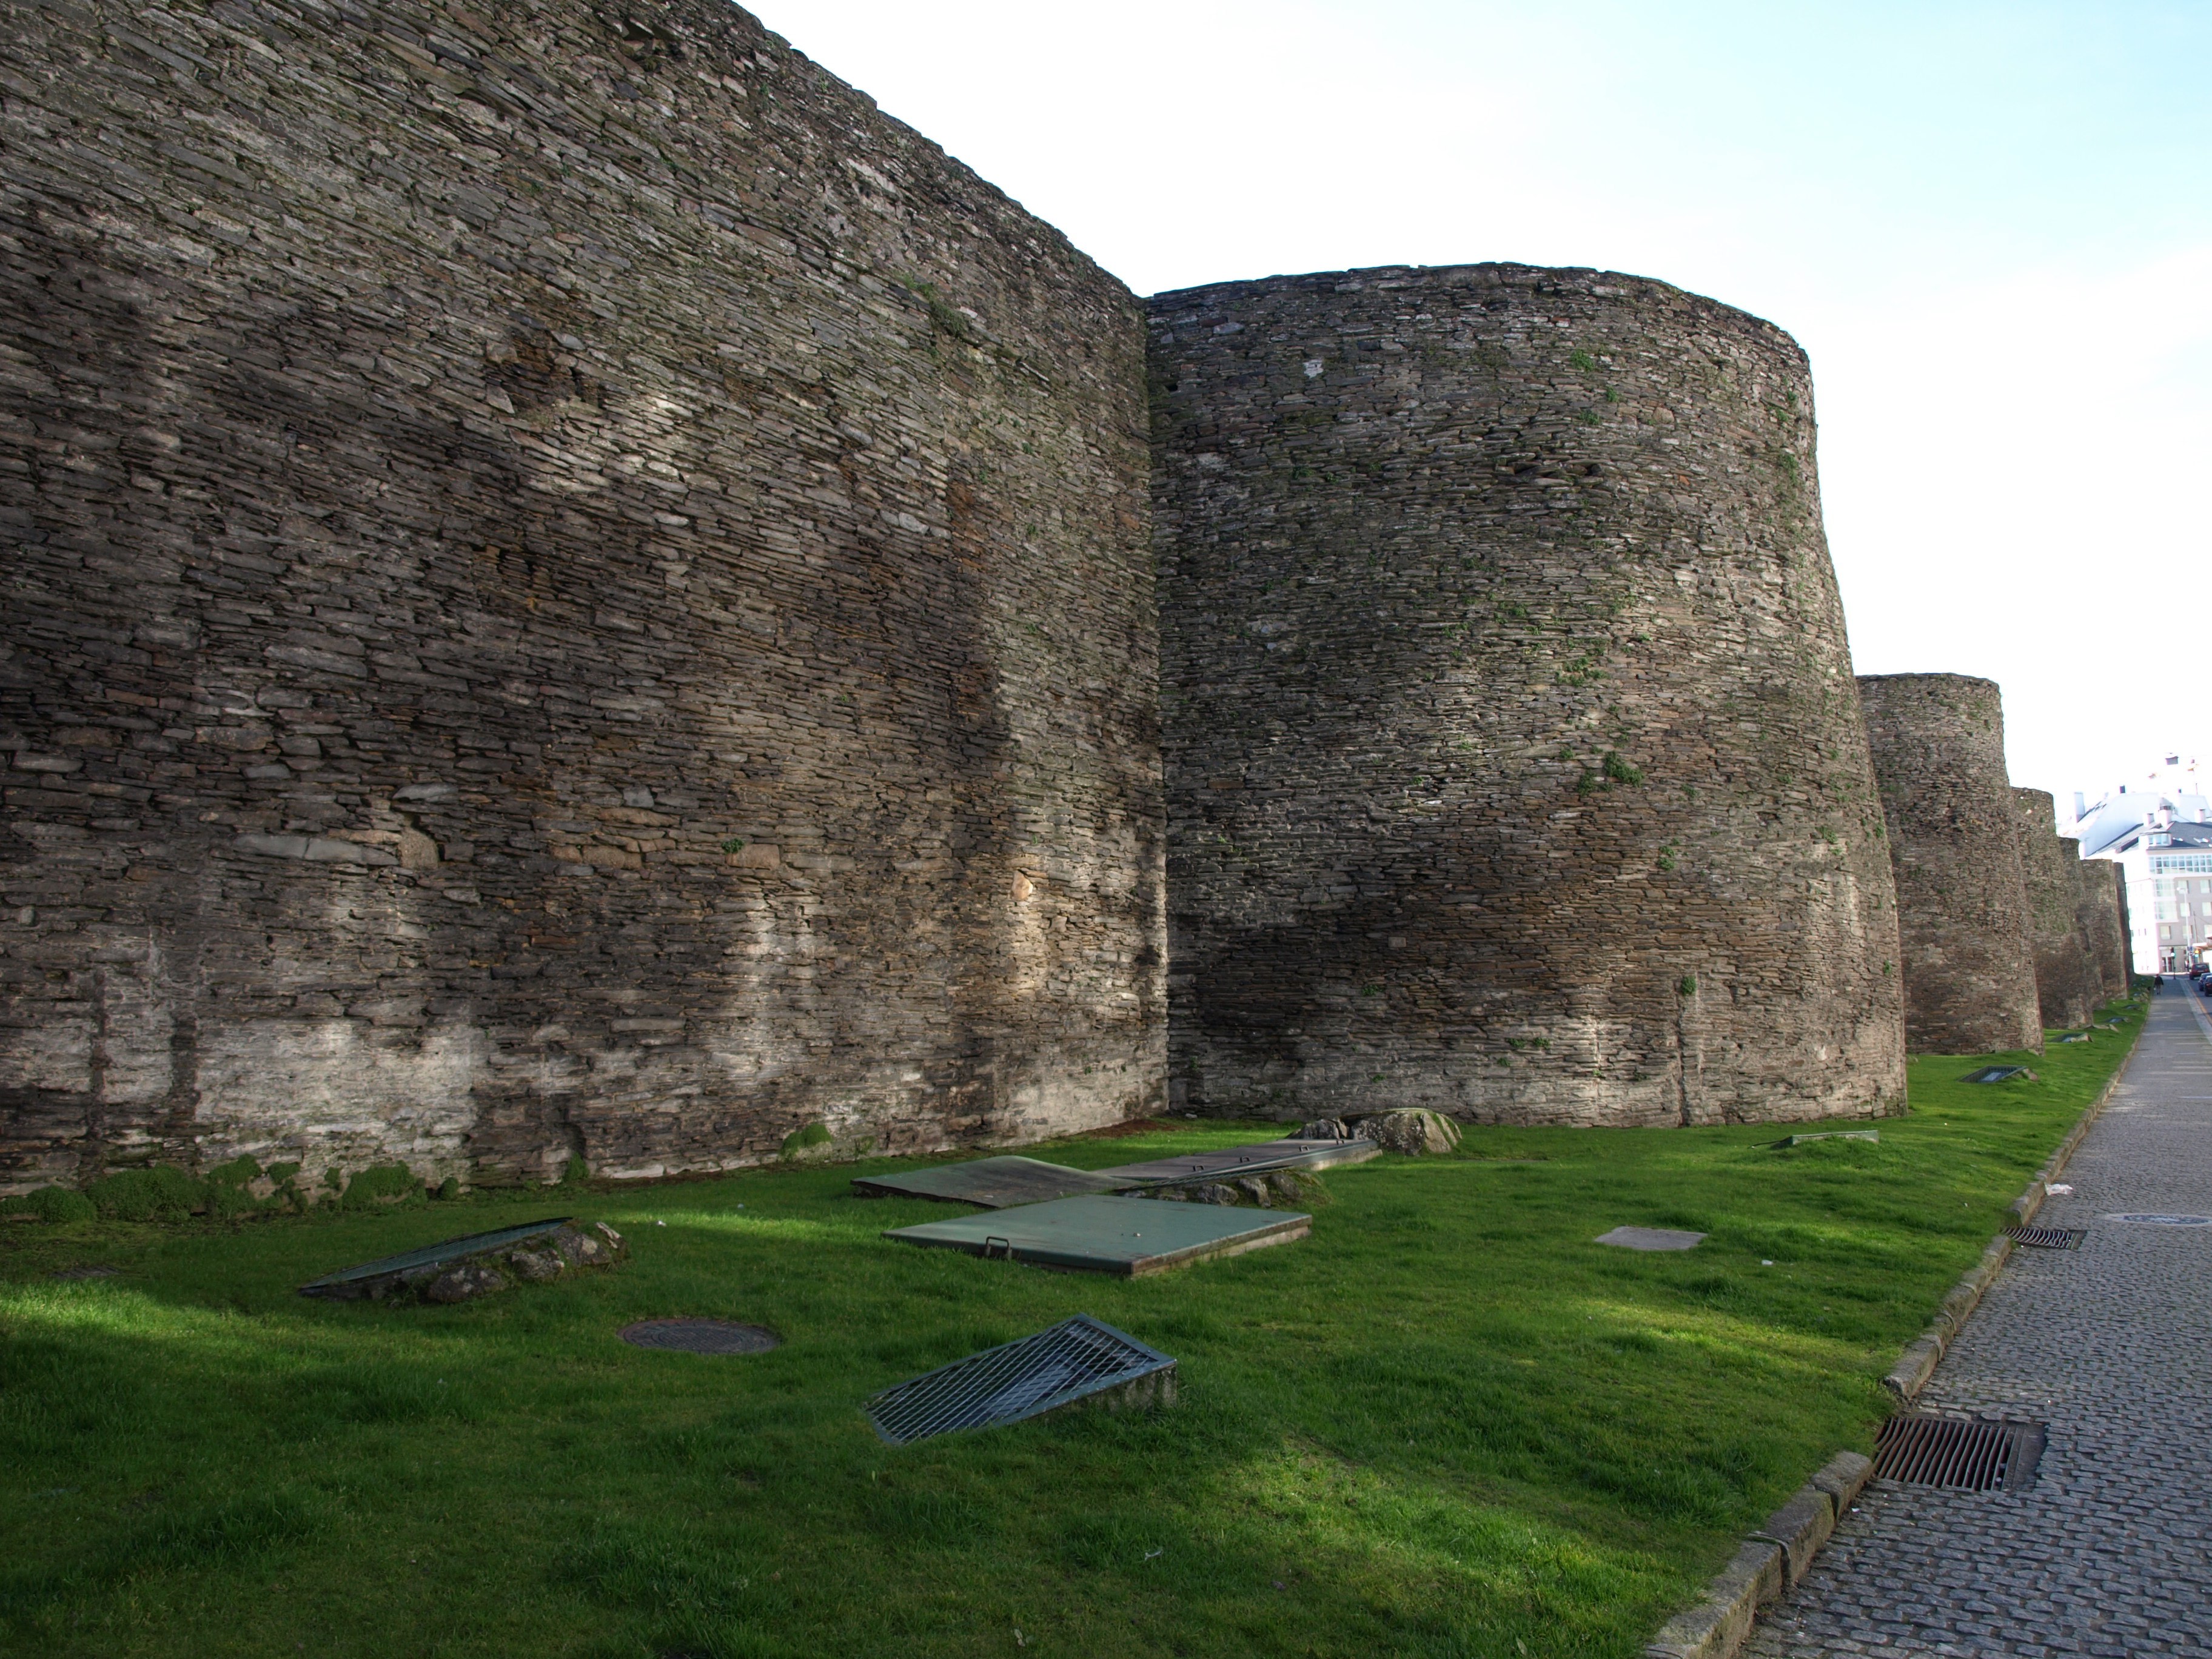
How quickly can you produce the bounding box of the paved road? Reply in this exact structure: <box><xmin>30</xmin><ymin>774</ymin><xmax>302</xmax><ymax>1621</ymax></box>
<box><xmin>1745</xmin><ymin>990</ymin><xmax>2212</xmax><ymax>1657</ymax></box>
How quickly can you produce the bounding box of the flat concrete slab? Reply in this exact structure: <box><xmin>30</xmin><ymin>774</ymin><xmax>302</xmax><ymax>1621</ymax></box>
<box><xmin>1093</xmin><ymin>1137</ymin><xmax>1378</xmax><ymax>1184</ymax></box>
<box><xmin>1595</xmin><ymin>1225</ymin><xmax>1706</xmax><ymax>1251</ymax></box>
<box><xmin>851</xmin><ymin>1156</ymin><xmax>1125</xmax><ymax>1208</ymax></box>
<box><xmin>884</xmin><ymin>1193</ymin><xmax>1310</xmax><ymax>1275</ymax></box>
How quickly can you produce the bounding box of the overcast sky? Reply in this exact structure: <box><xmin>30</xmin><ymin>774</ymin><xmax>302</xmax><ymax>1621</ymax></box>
<box><xmin>751</xmin><ymin>0</ymin><xmax>2210</xmax><ymax>818</ymax></box>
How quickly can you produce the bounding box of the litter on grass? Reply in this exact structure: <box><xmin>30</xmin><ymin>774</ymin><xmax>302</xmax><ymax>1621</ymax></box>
<box><xmin>865</xmin><ymin>1315</ymin><xmax>1175</xmax><ymax>1445</ymax></box>
<box><xmin>883</xmin><ymin>1193</ymin><xmax>1309</xmax><ymax>1275</ymax></box>
<box><xmin>1594</xmin><ymin>1226</ymin><xmax>1706</xmax><ymax>1252</ymax></box>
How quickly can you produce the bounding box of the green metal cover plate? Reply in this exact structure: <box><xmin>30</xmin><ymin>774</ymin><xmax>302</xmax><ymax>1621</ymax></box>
<box><xmin>1092</xmin><ymin>1138</ymin><xmax>1378</xmax><ymax>1184</ymax></box>
<box><xmin>851</xmin><ymin>1156</ymin><xmax>1126</xmax><ymax>1209</ymax></box>
<box><xmin>298</xmin><ymin>1218</ymin><xmax>571</xmax><ymax>1292</ymax></box>
<box><xmin>883</xmin><ymin>1195</ymin><xmax>1310</xmax><ymax>1276</ymax></box>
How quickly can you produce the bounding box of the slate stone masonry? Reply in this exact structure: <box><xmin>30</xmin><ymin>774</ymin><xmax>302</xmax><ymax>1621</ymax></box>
<box><xmin>2013</xmin><ymin>788</ymin><xmax>2097</xmax><ymax>1030</ymax></box>
<box><xmin>1150</xmin><ymin>265</ymin><xmax>1906</xmax><ymax>1127</ymax></box>
<box><xmin>2078</xmin><ymin>857</ymin><xmax>2133</xmax><ymax>1000</ymax></box>
<box><xmin>0</xmin><ymin>0</ymin><xmax>1164</xmax><ymax>1191</ymax></box>
<box><xmin>1859</xmin><ymin>675</ymin><xmax>2042</xmax><ymax>1056</ymax></box>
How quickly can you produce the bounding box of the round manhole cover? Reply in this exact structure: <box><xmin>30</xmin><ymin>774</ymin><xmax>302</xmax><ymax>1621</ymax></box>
<box><xmin>620</xmin><ymin>1318</ymin><xmax>780</xmax><ymax>1355</ymax></box>
<box><xmin>2107</xmin><ymin>1214</ymin><xmax>2212</xmax><ymax>1227</ymax></box>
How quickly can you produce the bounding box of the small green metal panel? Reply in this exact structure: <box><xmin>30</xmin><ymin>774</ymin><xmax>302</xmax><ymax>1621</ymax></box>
<box><xmin>884</xmin><ymin>1195</ymin><xmax>1310</xmax><ymax>1276</ymax></box>
<box><xmin>1093</xmin><ymin>1138</ymin><xmax>1377</xmax><ymax>1184</ymax></box>
<box><xmin>299</xmin><ymin>1218</ymin><xmax>571</xmax><ymax>1292</ymax></box>
<box><xmin>851</xmin><ymin>1156</ymin><xmax>1125</xmax><ymax>1208</ymax></box>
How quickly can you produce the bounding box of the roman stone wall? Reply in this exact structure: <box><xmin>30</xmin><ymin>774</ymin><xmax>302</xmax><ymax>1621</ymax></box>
<box><xmin>2011</xmin><ymin>788</ymin><xmax>2096</xmax><ymax>1030</ymax></box>
<box><xmin>0</xmin><ymin>0</ymin><xmax>1163</xmax><ymax>1192</ymax></box>
<box><xmin>2077</xmin><ymin>857</ymin><xmax>2131</xmax><ymax>998</ymax></box>
<box><xmin>1858</xmin><ymin>675</ymin><xmax>2040</xmax><ymax>1054</ymax></box>
<box><xmin>1149</xmin><ymin>264</ymin><xmax>1906</xmax><ymax>1127</ymax></box>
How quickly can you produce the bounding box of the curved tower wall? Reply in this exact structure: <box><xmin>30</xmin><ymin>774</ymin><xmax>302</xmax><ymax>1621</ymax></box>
<box><xmin>2077</xmin><ymin>858</ymin><xmax>2132</xmax><ymax>997</ymax></box>
<box><xmin>1150</xmin><ymin>264</ymin><xmax>1906</xmax><ymax>1127</ymax></box>
<box><xmin>0</xmin><ymin>0</ymin><xmax>1164</xmax><ymax>1191</ymax></box>
<box><xmin>2011</xmin><ymin>790</ymin><xmax>2096</xmax><ymax>1030</ymax></box>
<box><xmin>1858</xmin><ymin>676</ymin><xmax>2042</xmax><ymax>1054</ymax></box>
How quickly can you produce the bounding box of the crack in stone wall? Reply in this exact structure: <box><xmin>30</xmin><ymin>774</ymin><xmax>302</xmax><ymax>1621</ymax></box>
<box><xmin>0</xmin><ymin>0</ymin><xmax>1164</xmax><ymax>1190</ymax></box>
<box><xmin>1149</xmin><ymin>264</ymin><xmax>1905</xmax><ymax>1126</ymax></box>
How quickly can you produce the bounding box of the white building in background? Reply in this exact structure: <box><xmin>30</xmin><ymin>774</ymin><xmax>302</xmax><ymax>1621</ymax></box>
<box><xmin>2063</xmin><ymin>754</ymin><xmax>2212</xmax><ymax>974</ymax></box>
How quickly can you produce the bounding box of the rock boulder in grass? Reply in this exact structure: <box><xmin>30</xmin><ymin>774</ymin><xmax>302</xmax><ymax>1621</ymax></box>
<box><xmin>1355</xmin><ymin>1110</ymin><xmax>1463</xmax><ymax>1156</ymax></box>
<box><xmin>298</xmin><ymin>1219</ymin><xmax>628</xmax><ymax>1304</ymax></box>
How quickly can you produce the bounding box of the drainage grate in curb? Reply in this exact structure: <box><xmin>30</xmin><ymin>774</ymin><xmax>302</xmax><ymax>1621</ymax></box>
<box><xmin>2007</xmin><ymin>1225</ymin><xmax>2085</xmax><ymax>1249</ymax></box>
<box><xmin>865</xmin><ymin>1315</ymin><xmax>1174</xmax><ymax>1446</ymax></box>
<box><xmin>1875</xmin><ymin>1413</ymin><xmax>2046</xmax><ymax>1492</ymax></box>
<box><xmin>619</xmin><ymin>1318</ymin><xmax>780</xmax><ymax>1355</ymax></box>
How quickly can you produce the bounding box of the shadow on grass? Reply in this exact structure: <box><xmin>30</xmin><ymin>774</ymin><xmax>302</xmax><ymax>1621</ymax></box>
<box><xmin>0</xmin><ymin>1006</ymin><xmax>2142</xmax><ymax>1657</ymax></box>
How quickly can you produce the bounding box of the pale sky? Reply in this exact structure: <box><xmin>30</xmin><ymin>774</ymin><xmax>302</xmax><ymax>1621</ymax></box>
<box><xmin>751</xmin><ymin>0</ymin><xmax>2211</xmax><ymax>819</ymax></box>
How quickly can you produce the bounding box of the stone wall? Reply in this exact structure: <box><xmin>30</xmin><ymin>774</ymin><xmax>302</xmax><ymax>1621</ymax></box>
<box><xmin>2077</xmin><ymin>857</ymin><xmax>2131</xmax><ymax>999</ymax></box>
<box><xmin>0</xmin><ymin>0</ymin><xmax>1164</xmax><ymax>1192</ymax></box>
<box><xmin>2011</xmin><ymin>789</ymin><xmax>2096</xmax><ymax>1030</ymax></box>
<box><xmin>1858</xmin><ymin>675</ymin><xmax>2040</xmax><ymax>1054</ymax></box>
<box><xmin>1149</xmin><ymin>264</ymin><xmax>1906</xmax><ymax>1127</ymax></box>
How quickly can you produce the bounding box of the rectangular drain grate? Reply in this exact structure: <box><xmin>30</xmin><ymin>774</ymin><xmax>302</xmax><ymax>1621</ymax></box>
<box><xmin>865</xmin><ymin>1315</ymin><xmax>1175</xmax><ymax>1446</ymax></box>
<box><xmin>1876</xmin><ymin>1413</ymin><xmax>2046</xmax><ymax>1492</ymax></box>
<box><xmin>2008</xmin><ymin>1224</ymin><xmax>2085</xmax><ymax>1249</ymax></box>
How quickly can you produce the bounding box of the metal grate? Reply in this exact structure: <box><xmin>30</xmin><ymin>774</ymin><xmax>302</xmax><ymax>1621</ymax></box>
<box><xmin>1963</xmin><ymin>1065</ymin><xmax>2033</xmax><ymax>1084</ymax></box>
<box><xmin>865</xmin><ymin>1315</ymin><xmax>1174</xmax><ymax>1446</ymax></box>
<box><xmin>1875</xmin><ymin>1413</ymin><xmax>2046</xmax><ymax>1492</ymax></box>
<box><xmin>619</xmin><ymin>1318</ymin><xmax>779</xmax><ymax>1355</ymax></box>
<box><xmin>2008</xmin><ymin>1225</ymin><xmax>2084</xmax><ymax>1249</ymax></box>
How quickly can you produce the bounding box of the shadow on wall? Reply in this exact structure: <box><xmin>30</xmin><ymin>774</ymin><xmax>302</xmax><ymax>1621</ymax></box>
<box><xmin>1153</xmin><ymin>265</ymin><xmax>1905</xmax><ymax>1128</ymax></box>
<box><xmin>0</xmin><ymin>0</ymin><xmax>1163</xmax><ymax>1194</ymax></box>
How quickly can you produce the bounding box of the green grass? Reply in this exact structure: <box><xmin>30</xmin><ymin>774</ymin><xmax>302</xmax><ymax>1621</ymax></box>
<box><xmin>0</xmin><ymin>1005</ymin><xmax>2140</xmax><ymax>1658</ymax></box>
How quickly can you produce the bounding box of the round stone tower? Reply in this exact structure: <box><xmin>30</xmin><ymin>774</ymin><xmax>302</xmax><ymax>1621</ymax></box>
<box><xmin>2012</xmin><ymin>788</ymin><xmax>2097</xmax><ymax>1030</ymax></box>
<box><xmin>2077</xmin><ymin>857</ymin><xmax>2133</xmax><ymax>999</ymax></box>
<box><xmin>1858</xmin><ymin>675</ymin><xmax>2042</xmax><ymax>1054</ymax></box>
<box><xmin>1149</xmin><ymin>263</ymin><xmax>1905</xmax><ymax>1127</ymax></box>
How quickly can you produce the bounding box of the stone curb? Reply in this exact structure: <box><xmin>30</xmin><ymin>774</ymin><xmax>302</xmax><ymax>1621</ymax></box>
<box><xmin>1644</xmin><ymin>1008</ymin><xmax>2143</xmax><ymax>1659</ymax></box>
<box><xmin>1643</xmin><ymin>1453</ymin><xmax>1872</xmax><ymax>1659</ymax></box>
<box><xmin>1883</xmin><ymin>1026</ymin><xmax>2139</xmax><ymax>1401</ymax></box>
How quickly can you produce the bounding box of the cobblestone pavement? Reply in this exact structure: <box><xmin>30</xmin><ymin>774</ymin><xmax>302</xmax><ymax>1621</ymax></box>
<box><xmin>1745</xmin><ymin>991</ymin><xmax>2212</xmax><ymax>1656</ymax></box>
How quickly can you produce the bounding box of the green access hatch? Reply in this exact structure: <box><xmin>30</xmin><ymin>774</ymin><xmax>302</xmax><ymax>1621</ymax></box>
<box><xmin>851</xmin><ymin>1156</ymin><xmax>1127</xmax><ymax>1208</ymax></box>
<box><xmin>883</xmin><ymin>1194</ymin><xmax>1310</xmax><ymax>1276</ymax></box>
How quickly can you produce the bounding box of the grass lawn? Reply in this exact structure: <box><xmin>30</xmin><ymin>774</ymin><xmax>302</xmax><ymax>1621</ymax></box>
<box><xmin>0</xmin><ymin>1004</ymin><xmax>2141</xmax><ymax>1659</ymax></box>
